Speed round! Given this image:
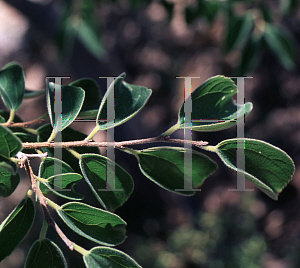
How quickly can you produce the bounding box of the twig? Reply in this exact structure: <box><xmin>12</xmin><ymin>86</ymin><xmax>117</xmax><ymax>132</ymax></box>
<box><xmin>2</xmin><ymin>118</ymin><xmax>45</xmax><ymax>128</ymax></box>
<box><xmin>21</xmin><ymin>136</ymin><xmax>209</xmax><ymax>150</ymax></box>
<box><xmin>22</xmin><ymin>155</ymin><xmax>73</xmax><ymax>251</ymax></box>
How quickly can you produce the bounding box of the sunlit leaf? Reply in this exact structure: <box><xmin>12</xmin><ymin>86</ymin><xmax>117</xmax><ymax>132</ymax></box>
<box><xmin>56</xmin><ymin>202</ymin><xmax>127</xmax><ymax>246</ymax></box>
<box><xmin>80</xmin><ymin>154</ymin><xmax>134</xmax><ymax>211</ymax></box>
<box><xmin>209</xmin><ymin>138</ymin><xmax>295</xmax><ymax>200</ymax></box>
<box><xmin>177</xmin><ymin>76</ymin><xmax>252</xmax><ymax>132</ymax></box>
<box><xmin>83</xmin><ymin>247</ymin><xmax>142</xmax><ymax>268</ymax></box>
<box><xmin>132</xmin><ymin>146</ymin><xmax>217</xmax><ymax>195</ymax></box>
<box><xmin>46</xmin><ymin>82</ymin><xmax>85</xmax><ymax>133</ymax></box>
<box><xmin>97</xmin><ymin>74</ymin><xmax>152</xmax><ymax>130</ymax></box>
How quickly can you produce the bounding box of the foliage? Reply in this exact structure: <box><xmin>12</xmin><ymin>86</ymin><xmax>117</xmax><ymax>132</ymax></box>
<box><xmin>55</xmin><ymin>0</ymin><xmax>299</xmax><ymax>75</ymax></box>
<box><xmin>0</xmin><ymin>62</ymin><xmax>295</xmax><ymax>267</ymax></box>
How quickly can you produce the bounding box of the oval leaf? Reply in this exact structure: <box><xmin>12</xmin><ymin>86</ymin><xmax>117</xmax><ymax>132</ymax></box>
<box><xmin>0</xmin><ymin>197</ymin><xmax>35</xmax><ymax>261</ymax></box>
<box><xmin>56</xmin><ymin>202</ymin><xmax>127</xmax><ymax>246</ymax></box>
<box><xmin>213</xmin><ymin>138</ymin><xmax>295</xmax><ymax>199</ymax></box>
<box><xmin>0</xmin><ymin>62</ymin><xmax>25</xmax><ymax>111</ymax></box>
<box><xmin>178</xmin><ymin>75</ymin><xmax>253</xmax><ymax>132</ymax></box>
<box><xmin>39</xmin><ymin>157</ymin><xmax>75</xmax><ymax>178</ymax></box>
<box><xmin>79</xmin><ymin>154</ymin><xmax>134</xmax><ymax>211</ymax></box>
<box><xmin>46</xmin><ymin>82</ymin><xmax>85</xmax><ymax>133</ymax></box>
<box><xmin>25</xmin><ymin>239</ymin><xmax>67</xmax><ymax>268</ymax></box>
<box><xmin>70</xmin><ymin>78</ymin><xmax>102</xmax><ymax>118</ymax></box>
<box><xmin>38</xmin><ymin>157</ymin><xmax>83</xmax><ymax>199</ymax></box>
<box><xmin>83</xmin><ymin>247</ymin><xmax>142</xmax><ymax>268</ymax></box>
<box><xmin>97</xmin><ymin>74</ymin><xmax>152</xmax><ymax>130</ymax></box>
<box><xmin>0</xmin><ymin>125</ymin><xmax>22</xmax><ymax>161</ymax></box>
<box><xmin>133</xmin><ymin>146</ymin><xmax>217</xmax><ymax>195</ymax></box>
<box><xmin>41</xmin><ymin>173</ymin><xmax>84</xmax><ymax>201</ymax></box>
<box><xmin>0</xmin><ymin>166</ymin><xmax>20</xmax><ymax>197</ymax></box>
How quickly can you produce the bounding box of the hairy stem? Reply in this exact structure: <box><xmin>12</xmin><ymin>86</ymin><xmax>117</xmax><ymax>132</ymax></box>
<box><xmin>2</xmin><ymin>118</ymin><xmax>45</xmax><ymax>128</ymax></box>
<box><xmin>22</xmin><ymin>136</ymin><xmax>209</xmax><ymax>150</ymax></box>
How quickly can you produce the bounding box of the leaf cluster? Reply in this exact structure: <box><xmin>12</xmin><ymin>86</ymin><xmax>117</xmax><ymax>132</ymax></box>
<box><xmin>0</xmin><ymin>62</ymin><xmax>295</xmax><ymax>267</ymax></box>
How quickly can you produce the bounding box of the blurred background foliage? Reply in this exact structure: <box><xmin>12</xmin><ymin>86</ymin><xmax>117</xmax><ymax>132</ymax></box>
<box><xmin>0</xmin><ymin>0</ymin><xmax>300</xmax><ymax>267</ymax></box>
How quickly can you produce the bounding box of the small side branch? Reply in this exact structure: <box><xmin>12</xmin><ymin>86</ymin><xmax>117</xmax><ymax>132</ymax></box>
<box><xmin>2</xmin><ymin>118</ymin><xmax>45</xmax><ymax>128</ymax></box>
<box><xmin>22</xmin><ymin>155</ymin><xmax>73</xmax><ymax>251</ymax></box>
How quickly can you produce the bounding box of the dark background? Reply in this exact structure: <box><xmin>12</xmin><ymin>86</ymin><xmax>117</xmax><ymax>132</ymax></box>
<box><xmin>0</xmin><ymin>0</ymin><xmax>300</xmax><ymax>267</ymax></box>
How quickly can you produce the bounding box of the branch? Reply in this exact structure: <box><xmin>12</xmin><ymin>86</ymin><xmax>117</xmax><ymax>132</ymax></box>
<box><xmin>2</xmin><ymin>118</ymin><xmax>45</xmax><ymax>128</ymax></box>
<box><xmin>23</xmin><ymin>156</ymin><xmax>73</xmax><ymax>250</ymax></box>
<box><xmin>21</xmin><ymin>136</ymin><xmax>209</xmax><ymax>150</ymax></box>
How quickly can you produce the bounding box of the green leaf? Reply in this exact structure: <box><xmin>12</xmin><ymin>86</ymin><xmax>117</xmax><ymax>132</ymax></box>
<box><xmin>97</xmin><ymin>74</ymin><xmax>152</xmax><ymax>130</ymax></box>
<box><xmin>46</xmin><ymin>82</ymin><xmax>85</xmax><ymax>133</ymax></box>
<box><xmin>39</xmin><ymin>157</ymin><xmax>75</xmax><ymax>178</ymax></box>
<box><xmin>263</xmin><ymin>23</ymin><xmax>296</xmax><ymax>70</ymax></box>
<box><xmin>0</xmin><ymin>197</ymin><xmax>35</xmax><ymax>261</ymax></box>
<box><xmin>224</xmin><ymin>12</ymin><xmax>254</xmax><ymax>52</ymax></box>
<box><xmin>202</xmin><ymin>1</ymin><xmax>220</xmax><ymax>23</ymax></box>
<box><xmin>24</xmin><ymin>89</ymin><xmax>45</xmax><ymax>99</ymax></box>
<box><xmin>41</xmin><ymin>173</ymin><xmax>84</xmax><ymax>201</ymax></box>
<box><xmin>79</xmin><ymin>154</ymin><xmax>134</xmax><ymax>211</ymax></box>
<box><xmin>56</xmin><ymin>202</ymin><xmax>127</xmax><ymax>246</ymax></box>
<box><xmin>237</xmin><ymin>36</ymin><xmax>262</xmax><ymax>76</ymax></box>
<box><xmin>69</xmin><ymin>78</ymin><xmax>102</xmax><ymax>118</ymax></box>
<box><xmin>0</xmin><ymin>125</ymin><xmax>22</xmax><ymax>161</ymax></box>
<box><xmin>25</xmin><ymin>238</ymin><xmax>67</xmax><ymax>268</ymax></box>
<box><xmin>133</xmin><ymin>146</ymin><xmax>217</xmax><ymax>195</ymax></box>
<box><xmin>177</xmin><ymin>76</ymin><xmax>253</xmax><ymax>132</ymax></box>
<box><xmin>212</xmin><ymin>138</ymin><xmax>295</xmax><ymax>200</ymax></box>
<box><xmin>83</xmin><ymin>247</ymin><xmax>142</xmax><ymax>268</ymax></box>
<box><xmin>37</xmin><ymin>124</ymin><xmax>100</xmax><ymax>173</ymax></box>
<box><xmin>57</xmin><ymin>13</ymin><xmax>76</xmax><ymax>58</ymax></box>
<box><xmin>0</xmin><ymin>62</ymin><xmax>25</xmax><ymax>111</ymax></box>
<box><xmin>0</xmin><ymin>115</ymin><xmax>5</xmax><ymax>123</ymax></box>
<box><xmin>0</xmin><ymin>160</ymin><xmax>18</xmax><ymax>175</ymax></box>
<box><xmin>0</xmin><ymin>166</ymin><xmax>20</xmax><ymax>197</ymax></box>
<box><xmin>38</xmin><ymin>157</ymin><xmax>83</xmax><ymax>200</ymax></box>
<box><xmin>76</xmin><ymin>18</ymin><xmax>106</xmax><ymax>60</ymax></box>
